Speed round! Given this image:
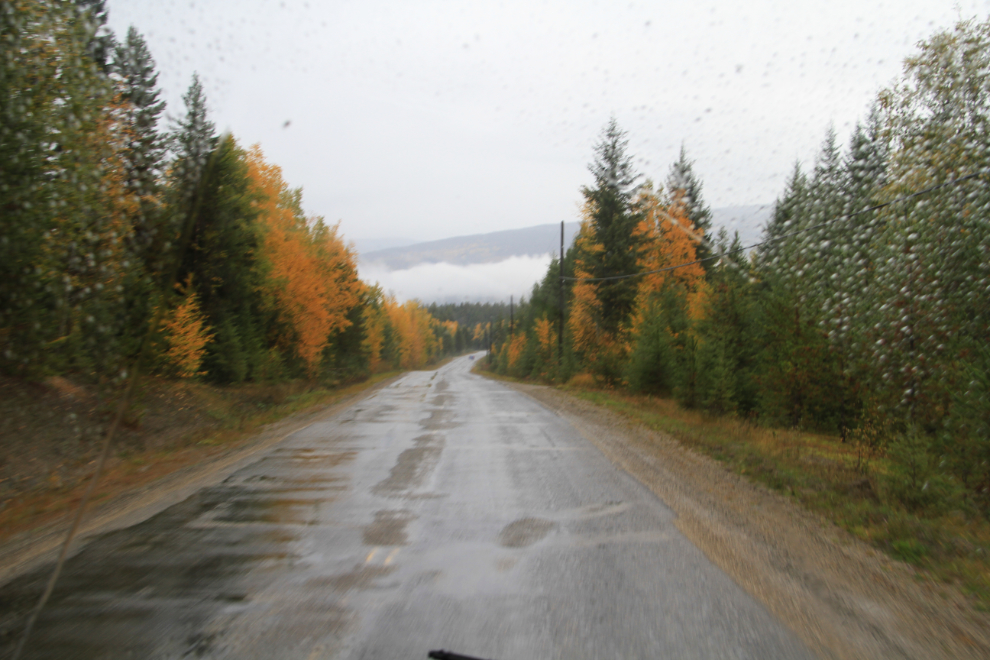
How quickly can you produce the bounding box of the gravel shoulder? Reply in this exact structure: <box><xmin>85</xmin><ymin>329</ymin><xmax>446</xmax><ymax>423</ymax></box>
<box><xmin>510</xmin><ymin>381</ymin><xmax>990</xmax><ymax>660</ymax></box>
<box><xmin>0</xmin><ymin>375</ymin><xmax>400</xmax><ymax>587</ymax></box>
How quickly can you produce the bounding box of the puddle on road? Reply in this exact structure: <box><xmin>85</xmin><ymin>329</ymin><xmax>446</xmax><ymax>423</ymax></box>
<box><xmin>309</xmin><ymin>565</ymin><xmax>396</xmax><ymax>591</ymax></box>
<box><xmin>0</xmin><ymin>443</ymin><xmax>356</xmax><ymax>658</ymax></box>
<box><xmin>257</xmin><ymin>448</ymin><xmax>356</xmax><ymax>468</ymax></box>
<box><xmin>498</xmin><ymin>517</ymin><xmax>556</xmax><ymax>548</ymax></box>
<box><xmin>372</xmin><ymin>434</ymin><xmax>444</xmax><ymax>495</ymax></box>
<box><xmin>362</xmin><ymin>510</ymin><xmax>416</xmax><ymax>546</ymax></box>
<box><xmin>213</xmin><ymin>497</ymin><xmax>334</xmax><ymax>526</ymax></box>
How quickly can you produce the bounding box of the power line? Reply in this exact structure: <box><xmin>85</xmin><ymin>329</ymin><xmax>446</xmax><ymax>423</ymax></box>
<box><xmin>561</xmin><ymin>169</ymin><xmax>990</xmax><ymax>283</ymax></box>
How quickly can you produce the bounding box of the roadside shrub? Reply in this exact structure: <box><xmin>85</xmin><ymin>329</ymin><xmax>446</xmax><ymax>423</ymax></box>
<box><xmin>884</xmin><ymin>425</ymin><xmax>964</xmax><ymax>513</ymax></box>
<box><xmin>850</xmin><ymin>405</ymin><xmax>894</xmax><ymax>473</ymax></box>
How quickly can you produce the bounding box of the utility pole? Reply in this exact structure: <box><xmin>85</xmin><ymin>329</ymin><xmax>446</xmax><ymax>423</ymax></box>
<box><xmin>558</xmin><ymin>220</ymin><xmax>564</xmax><ymax>373</ymax></box>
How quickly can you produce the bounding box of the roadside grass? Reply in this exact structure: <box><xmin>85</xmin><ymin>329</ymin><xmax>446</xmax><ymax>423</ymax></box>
<box><xmin>564</xmin><ymin>387</ymin><xmax>990</xmax><ymax>608</ymax></box>
<box><xmin>0</xmin><ymin>371</ymin><xmax>402</xmax><ymax>544</ymax></box>
<box><xmin>474</xmin><ymin>358</ymin><xmax>990</xmax><ymax>609</ymax></box>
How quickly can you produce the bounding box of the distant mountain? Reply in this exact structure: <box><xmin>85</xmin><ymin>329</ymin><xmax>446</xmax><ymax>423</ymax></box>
<box><xmin>711</xmin><ymin>205</ymin><xmax>773</xmax><ymax>248</ymax></box>
<box><xmin>357</xmin><ymin>205</ymin><xmax>772</xmax><ymax>271</ymax></box>
<box><xmin>349</xmin><ymin>237</ymin><xmax>417</xmax><ymax>254</ymax></box>
<box><xmin>359</xmin><ymin>222</ymin><xmax>581</xmax><ymax>270</ymax></box>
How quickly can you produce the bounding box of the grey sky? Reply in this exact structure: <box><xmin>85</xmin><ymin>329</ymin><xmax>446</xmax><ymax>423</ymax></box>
<box><xmin>108</xmin><ymin>0</ymin><xmax>989</xmax><ymax>245</ymax></box>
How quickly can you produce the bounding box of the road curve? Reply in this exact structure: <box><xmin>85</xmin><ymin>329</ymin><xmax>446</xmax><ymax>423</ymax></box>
<box><xmin>0</xmin><ymin>354</ymin><xmax>812</xmax><ymax>659</ymax></box>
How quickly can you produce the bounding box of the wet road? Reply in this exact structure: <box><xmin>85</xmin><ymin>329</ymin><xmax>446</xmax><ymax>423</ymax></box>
<box><xmin>0</xmin><ymin>354</ymin><xmax>812</xmax><ymax>659</ymax></box>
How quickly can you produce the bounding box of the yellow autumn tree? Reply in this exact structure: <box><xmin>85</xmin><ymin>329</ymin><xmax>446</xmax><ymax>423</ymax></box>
<box><xmin>535</xmin><ymin>315</ymin><xmax>555</xmax><ymax>363</ymax></box>
<box><xmin>505</xmin><ymin>332</ymin><xmax>527</xmax><ymax>372</ymax></box>
<box><xmin>361</xmin><ymin>285</ymin><xmax>391</xmax><ymax>373</ymax></box>
<box><xmin>246</xmin><ymin>146</ymin><xmax>361</xmax><ymax>376</ymax></box>
<box><xmin>624</xmin><ymin>184</ymin><xmax>709</xmax><ymax>394</ymax></box>
<box><xmin>160</xmin><ymin>278</ymin><xmax>214</xmax><ymax>378</ymax></box>
<box><xmin>633</xmin><ymin>184</ymin><xmax>706</xmax><ymax>301</ymax></box>
<box><xmin>385</xmin><ymin>299</ymin><xmax>440</xmax><ymax>369</ymax></box>
<box><xmin>568</xmin><ymin>206</ymin><xmax>627</xmax><ymax>382</ymax></box>
<box><xmin>628</xmin><ymin>184</ymin><xmax>707</xmax><ymax>336</ymax></box>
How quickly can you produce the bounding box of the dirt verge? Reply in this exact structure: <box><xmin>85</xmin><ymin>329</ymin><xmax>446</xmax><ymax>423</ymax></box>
<box><xmin>0</xmin><ymin>374</ymin><xmax>400</xmax><ymax>587</ymax></box>
<box><xmin>510</xmin><ymin>381</ymin><xmax>990</xmax><ymax>660</ymax></box>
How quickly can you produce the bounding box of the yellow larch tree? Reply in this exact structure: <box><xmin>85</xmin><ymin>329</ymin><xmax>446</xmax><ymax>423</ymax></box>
<box><xmin>246</xmin><ymin>146</ymin><xmax>361</xmax><ymax>376</ymax></box>
<box><xmin>160</xmin><ymin>277</ymin><xmax>214</xmax><ymax>378</ymax></box>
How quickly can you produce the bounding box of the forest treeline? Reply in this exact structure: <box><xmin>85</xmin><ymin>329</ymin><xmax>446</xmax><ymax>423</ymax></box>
<box><xmin>491</xmin><ymin>18</ymin><xmax>990</xmax><ymax>515</ymax></box>
<box><xmin>1</xmin><ymin>0</ymin><xmax>473</xmax><ymax>387</ymax></box>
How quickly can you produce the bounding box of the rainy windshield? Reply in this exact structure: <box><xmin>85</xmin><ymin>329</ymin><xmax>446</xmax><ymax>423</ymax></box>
<box><xmin>2</xmin><ymin>1</ymin><xmax>990</xmax><ymax>659</ymax></box>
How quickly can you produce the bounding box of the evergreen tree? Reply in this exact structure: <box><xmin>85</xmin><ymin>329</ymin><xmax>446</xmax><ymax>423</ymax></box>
<box><xmin>111</xmin><ymin>26</ymin><xmax>169</xmax><ymax>347</ymax></box>
<box><xmin>798</xmin><ymin>126</ymin><xmax>847</xmax><ymax>320</ymax></box>
<box><xmin>74</xmin><ymin>0</ymin><xmax>114</xmax><ymax>72</ymax></box>
<box><xmin>666</xmin><ymin>145</ymin><xmax>714</xmax><ymax>270</ymax></box>
<box><xmin>0</xmin><ymin>1</ymin><xmax>116</xmax><ymax>375</ymax></box>
<box><xmin>823</xmin><ymin>107</ymin><xmax>888</xmax><ymax>373</ymax></box>
<box><xmin>695</xmin><ymin>229</ymin><xmax>758</xmax><ymax>415</ymax></box>
<box><xmin>113</xmin><ymin>26</ymin><xmax>165</xmax><ymax>206</ymax></box>
<box><xmin>170</xmin><ymin>74</ymin><xmax>217</xmax><ymax>214</ymax></box>
<box><xmin>180</xmin><ymin>134</ymin><xmax>264</xmax><ymax>383</ymax></box>
<box><xmin>579</xmin><ymin>118</ymin><xmax>642</xmax><ymax>335</ymax></box>
<box><xmin>756</xmin><ymin>161</ymin><xmax>807</xmax><ymax>275</ymax></box>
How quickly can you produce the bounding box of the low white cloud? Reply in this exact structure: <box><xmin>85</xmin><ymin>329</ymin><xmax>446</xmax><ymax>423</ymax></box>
<box><xmin>359</xmin><ymin>255</ymin><xmax>553</xmax><ymax>304</ymax></box>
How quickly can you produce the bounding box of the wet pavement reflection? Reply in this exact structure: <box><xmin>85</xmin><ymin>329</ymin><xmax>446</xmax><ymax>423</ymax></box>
<box><xmin>0</xmin><ymin>355</ymin><xmax>812</xmax><ymax>659</ymax></box>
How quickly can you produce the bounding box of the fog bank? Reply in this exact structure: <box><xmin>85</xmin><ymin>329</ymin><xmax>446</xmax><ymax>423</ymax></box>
<box><xmin>359</xmin><ymin>255</ymin><xmax>553</xmax><ymax>304</ymax></box>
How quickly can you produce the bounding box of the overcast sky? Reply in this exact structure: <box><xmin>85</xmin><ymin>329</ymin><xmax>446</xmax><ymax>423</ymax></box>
<box><xmin>107</xmin><ymin>0</ymin><xmax>988</xmax><ymax>248</ymax></box>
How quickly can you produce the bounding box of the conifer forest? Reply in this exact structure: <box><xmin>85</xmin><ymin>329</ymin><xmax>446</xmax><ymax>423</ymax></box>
<box><xmin>3</xmin><ymin>3</ymin><xmax>990</xmax><ymax>521</ymax></box>
<box><xmin>488</xmin><ymin>19</ymin><xmax>990</xmax><ymax>516</ymax></box>
<box><xmin>1</xmin><ymin>1</ymin><xmax>467</xmax><ymax>390</ymax></box>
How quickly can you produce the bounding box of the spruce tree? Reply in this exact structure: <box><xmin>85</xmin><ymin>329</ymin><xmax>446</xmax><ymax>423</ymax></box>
<box><xmin>580</xmin><ymin>118</ymin><xmax>642</xmax><ymax>335</ymax></box>
<box><xmin>666</xmin><ymin>146</ymin><xmax>714</xmax><ymax>270</ymax></box>
<box><xmin>114</xmin><ymin>27</ymin><xmax>165</xmax><ymax>199</ymax></box>
<box><xmin>113</xmin><ymin>26</ymin><xmax>167</xmax><ymax>268</ymax></box>
<box><xmin>170</xmin><ymin>73</ymin><xmax>217</xmax><ymax>203</ymax></box>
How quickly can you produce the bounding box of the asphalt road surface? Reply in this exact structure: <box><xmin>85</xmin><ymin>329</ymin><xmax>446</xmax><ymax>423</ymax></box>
<box><xmin>0</xmin><ymin>354</ymin><xmax>812</xmax><ymax>659</ymax></box>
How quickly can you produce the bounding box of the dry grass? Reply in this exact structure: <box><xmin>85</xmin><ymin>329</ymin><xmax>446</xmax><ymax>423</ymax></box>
<box><xmin>560</xmin><ymin>385</ymin><xmax>990</xmax><ymax>609</ymax></box>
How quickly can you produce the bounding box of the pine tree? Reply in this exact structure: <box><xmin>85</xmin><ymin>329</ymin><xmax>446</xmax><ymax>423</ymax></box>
<box><xmin>666</xmin><ymin>146</ymin><xmax>714</xmax><ymax>270</ymax></box>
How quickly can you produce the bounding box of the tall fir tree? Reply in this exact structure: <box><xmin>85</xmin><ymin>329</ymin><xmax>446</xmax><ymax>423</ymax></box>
<box><xmin>170</xmin><ymin>73</ymin><xmax>217</xmax><ymax>209</ymax></box>
<box><xmin>113</xmin><ymin>26</ymin><xmax>167</xmax><ymax>270</ymax></box>
<box><xmin>579</xmin><ymin>118</ymin><xmax>642</xmax><ymax>336</ymax></box>
<box><xmin>113</xmin><ymin>27</ymin><xmax>165</xmax><ymax>199</ymax></box>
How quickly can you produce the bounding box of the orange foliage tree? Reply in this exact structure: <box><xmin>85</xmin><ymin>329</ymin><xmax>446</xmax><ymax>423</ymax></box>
<box><xmin>383</xmin><ymin>299</ymin><xmax>440</xmax><ymax>369</ymax></box>
<box><xmin>535</xmin><ymin>315</ymin><xmax>555</xmax><ymax>363</ymax></box>
<box><xmin>361</xmin><ymin>284</ymin><xmax>391</xmax><ymax>373</ymax></box>
<box><xmin>246</xmin><ymin>146</ymin><xmax>361</xmax><ymax>376</ymax></box>
<box><xmin>160</xmin><ymin>277</ymin><xmax>214</xmax><ymax>378</ymax></box>
<box><xmin>568</xmin><ymin>210</ymin><xmax>625</xmax><ymax>382</ymax></box>
<box><xmin>628</xmin><ymin>184</ymin><xmax>708</xmax><ymax>338</ymax></box>
<box><xmin>632</xmin><ymin>184</ymin><xmax>705</xmax><ymax>301</ymax></box>
<box><xmin>505</xmin><ymin>332</ymin><xmax>527</xmax><ymax>372</ymax></box>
